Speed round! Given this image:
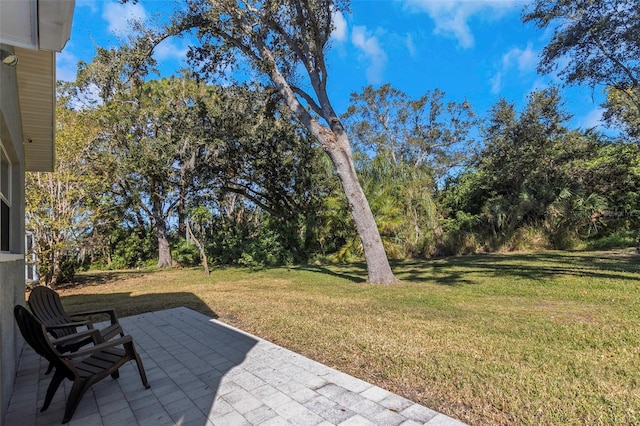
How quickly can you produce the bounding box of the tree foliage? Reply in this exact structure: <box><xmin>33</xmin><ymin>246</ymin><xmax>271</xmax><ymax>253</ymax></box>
<box><xmin>523</xmin><ymin>0</ymin><xmax>639</xmax><ymax>91</ymax></box>
<box><xmin>523</xmin><ymin>0</ymin><xmax>640</xmax><ymax>250</ymax></box>
<box><xmin>523</xmin><ymin>0</ymin><xmax>640</xmax><ymax>139</ymax></box>
<box><xmin>187</xmin><ymin>83</ymin><xmax>336</xmax><ymax>266</ymax></box>
<box><xmin>26</xmin><ymin>101</ymin><xmax>102</xmax><ymax>286</ymax></box>
<box><xmin>342</xmin><ymin>84</ymin><xmax>475</xmax><ymax>257</ymax></box>
<box><xmin>443</xmin><ymin>88</ymin><xmax>613</xmax><ymax>249</ymax></box>
<box><xmin>28</xmin><ymin>0</ymin><xmax>640</xmax><ymax>279</ymax></box>
<box><xmin>86</xmin><ymin>75</ymin><xmax>214</xmax><ymax>267</ymax></box>
<box><xmin>72</xmin><ymin>52</ymin><xmax>337</xmax><ymax>269</ymax></box>
<box><xmin>344</xmin><ymin>84</ymin><xmax>475</xmax><ymax>180</ymax></box>
<box><xmin>603</xmin><ymin>86</ymin><xmax>640</xmax><ymax>141</ymax></box>
<box><xmin>122</xmin><ymin>0</ymin><xmax>397</xmax><ymax>283</ymax></box>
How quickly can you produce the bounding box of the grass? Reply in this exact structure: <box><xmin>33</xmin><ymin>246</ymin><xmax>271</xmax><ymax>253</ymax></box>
<box><xmin>53</xmin><ymin>250</ymin><xmax>640</xmax><ymax>425</ymax></box>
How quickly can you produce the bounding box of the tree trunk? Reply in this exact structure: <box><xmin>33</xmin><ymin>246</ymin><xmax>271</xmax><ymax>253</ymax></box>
<box><xmin>186</xmin><ymin>221</ymin><xmax>209</xmax><ymax>275</ymax></box>
<box><xmin>256</xmin><ymin>44</ymin><xmax>397</xmax><ymax>284</ymax></box>
<box><xmin>324</xmin><ymin>129</ymin><xmax>398</xmax><ymax>284</ymax></box>
<box><xmin>48</xmin><ymin>252</ymin><xmax>60</xmax><ymax>288</ymax></box>
<box><xmin>151</xmin><ymin>190</ymin><xmax>172</xmax><ymax>268</ymax></box>
<box><xmin>178</xmin><ymin>171</ymin><xmax>187</xmax><ymax>239</ymax></box>
<box><xmin>156</xmin><ymin>220</ymin><xmax>172</xmax><ymax>268</ymax></box>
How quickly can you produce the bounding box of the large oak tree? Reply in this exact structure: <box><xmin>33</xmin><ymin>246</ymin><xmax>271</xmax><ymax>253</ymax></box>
<box><xmin>125</xmin><ymin>0</ymin><xmax>398</xmax><ymax>283</ymax></box>
<box><xmin>87</xmin><ymin>76</ymin><xmax>214</xmax><ymax>268</ymax></box>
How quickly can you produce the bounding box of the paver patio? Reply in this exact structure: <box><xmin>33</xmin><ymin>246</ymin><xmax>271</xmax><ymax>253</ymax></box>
<box><xmin>4</xmin><ymin>307</ymin><xmax>466</xmax><ymax>426</ymax></box>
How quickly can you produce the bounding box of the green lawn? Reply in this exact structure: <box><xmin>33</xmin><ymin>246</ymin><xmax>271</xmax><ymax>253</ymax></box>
<box><xmin>56</xmin><ymin>250</ymin><xmax>640</xmax><ymax>425</ymax></box>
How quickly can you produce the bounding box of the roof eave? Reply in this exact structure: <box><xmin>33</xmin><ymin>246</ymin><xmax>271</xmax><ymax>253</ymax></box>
<box><xmin>38</xmin><ymin>0</ymin><xmax>76</xmax><ymax>52</ymax></box>
<box><xmin>16</xmin><ymin>48</ymin><xmax>56</xmax><ymax>172</ymax></box>
<box><xmin>10</xmin><ymin>0</ymin><xmax>75</xmax><ymax>172</ymax></box>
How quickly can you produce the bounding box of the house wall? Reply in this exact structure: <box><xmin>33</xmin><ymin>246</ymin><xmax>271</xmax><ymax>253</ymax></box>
<box><xmin>0</xmin><ymin>260</ymin><xmax>25</xmax><ymax>424</ymax></box>
<box><xmin>0</xmin><ymin>45</ymin><xmax>27</xmax><ymax>426</ymax></box>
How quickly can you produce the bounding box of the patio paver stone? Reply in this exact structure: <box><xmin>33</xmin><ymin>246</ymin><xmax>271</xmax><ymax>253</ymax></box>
<box><xmin>5</xmin><ymin>307</ymin><xmax>467</xmax><ymax>426</ymax></box>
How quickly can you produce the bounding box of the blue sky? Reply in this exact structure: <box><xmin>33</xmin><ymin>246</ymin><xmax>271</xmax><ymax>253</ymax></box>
<box><xmin>57</xmin><ymin>0</ymin><xmax>607</xmax><ymax>131</ymax></box>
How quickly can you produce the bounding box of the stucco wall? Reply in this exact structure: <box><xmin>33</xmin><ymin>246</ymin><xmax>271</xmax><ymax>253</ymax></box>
<box><xmin>0</xmin><ymin>260</ymin><xmax>25</xmax><ymax>424</ymax></box>
<box><xmin>0</xmin><ymin>44</ymin><xmax>26</xmax><ymax>426</ymax></box>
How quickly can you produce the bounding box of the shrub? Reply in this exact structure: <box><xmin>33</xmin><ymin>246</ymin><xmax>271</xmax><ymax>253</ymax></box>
<box><xmin>504</xmin><ymin>226</ymin><xmax>549</xmax><ymax>251</ymax></box>
<box><xmin>57</xmin><ymin>254</ymin><xmax>80</xmax><ymax>284</ymax></box>
<box><xmin>439</xmin><ymin>212</ymin><xmax>483</xmax><ymax>256</ymax></box>
<box><xmin>585</xmin><ymin>229</ymin><xmax>637</xmax><ymax>250</ymax></box>
<box><xmin>172</xmin><ymin>238</ymin><xmax>201</xmax><ymax>267</ymax></box>
<box><xmin>109</xmin><ymin>228</ymin><xmax>156</xmax><ymax>268</ymax></box>
<box><xmin>237</xmin><ymin>227</ymin><xmax>294</xmax><ymax>267</ymax></box>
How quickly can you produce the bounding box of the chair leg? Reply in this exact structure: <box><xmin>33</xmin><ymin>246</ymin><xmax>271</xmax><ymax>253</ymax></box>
<box><xmin>126</xmin><ymin>341</ymin><xmax>150</xmax><ymax>389</ymax></box>
<box><xmin>134</xmin><ymin>351</ymin><xmax>150</xmax><ymax>389</ymax></box>
<box><xmin>45</xmin><ymin>361</ymin><xmax>54</xmax><ymax>375</ymax></box>
<box><xmin>62</xmin><ymin>380</ymin><xmax>90</xmax><ymax>424</ymax></box>
<box><xmin>110</xmin><ymin>369</ymin><xmax>120</xmax><ymax>379</ymax></box>
<box><xmin>41</xmin><ymin>371</ymin><xmax>64</xmax><ymax>412</ymax></box>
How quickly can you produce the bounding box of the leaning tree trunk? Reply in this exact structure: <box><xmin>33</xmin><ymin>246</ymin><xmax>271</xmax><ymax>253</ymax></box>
<box><xmin>186</xmin><ymin>221</ymin><xmax>209</xmax><ymax>275</ymax></box>
<box><xmin>318</xmin><ymin>126</ymin><xmax>398</xmax><ymax>285</ymax></box>
<box><xmin>258</xmin><ymin>44</ymin><xmax>397</xmax><ymax>284</ymax></box>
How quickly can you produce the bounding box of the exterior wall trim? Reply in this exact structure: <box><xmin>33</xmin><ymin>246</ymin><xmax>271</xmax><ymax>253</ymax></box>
<box><xmin>0</xmin><ymin>254</ymin><xmax>23</xmax><ymax>262</ymax></box>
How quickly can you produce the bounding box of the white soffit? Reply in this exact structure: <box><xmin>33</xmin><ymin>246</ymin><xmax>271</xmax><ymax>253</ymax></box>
<box><xmin>6</xmin><ymin>0</ymin><xmax>76</xmax><ymax>172</ymax></box>
<box><xmin>15</xmin><ymin>47</ymin><xmax>56</xmax><ymax>172</ymax></box>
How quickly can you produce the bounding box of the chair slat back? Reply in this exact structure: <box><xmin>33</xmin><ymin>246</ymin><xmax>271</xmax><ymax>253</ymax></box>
<box><xmin>14</xmin><ymin>305</ymin><xmax>73</xmax><ymax>378</ymax></box>
<box><xmin>28</xmin><ymin>286</ymin><xmax>76</xmax><ymax>338</ymax></box>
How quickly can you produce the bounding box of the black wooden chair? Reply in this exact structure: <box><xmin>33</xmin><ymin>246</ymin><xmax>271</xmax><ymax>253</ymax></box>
<box><xmin>28</xmin><ymin>286</ymin><xmax>124</xmax><ymax>371</ymax></box>
<box><xmin>14</xmin><ymin>305</ymin><xmax>150</xmax><ymax>424</ymax></box>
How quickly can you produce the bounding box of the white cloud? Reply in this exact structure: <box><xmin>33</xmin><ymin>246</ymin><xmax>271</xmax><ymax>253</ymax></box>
<box><xmin>102</xmin><ymin>0</ymin><xmax>148</xmax><ymax>36</ymax></box>
<box><xmin>154</xmin><ymin>38</ymin><xmax>189</xmax><ymax>62</ymax></box>
<box><xmin>491</xmin><ymin>43</ymin><xmax>538</xmax><ymax>93</ymax></box>
<box><xmin>428</xmin><ymin>2</ymin><xmax>475</xmax><ymax>48</ymax></box>
<box><xmin>332</xmin><ymin>10</ymin><xmax>348</xmax><ymax>42</ymax></box>
<box><xmin>401</xmin><ymin>0</ymin><xmax>522</xmax><ymax>48</ymax></box>
<box><xmin>351</xmin><ymin>26</ymin><xmax>387</xmax><ymax>84</ymax></box>
<box><xmin>77</xmin><ymin>0</ymin><xmax>99</xmax><ymax>14</ymax></box>
<box><xmin>502</xmin><ymin>43</ymin><xmax>537</xmax><ymax>73</ymax></box>
<box><xmin>406</xmin><ymin>33</ymin><xmax>417</xmax><ymax>57</ymax></box>
<box><xmin>332</xmin><ymin>12</ymin><xmax>389</xmax><ymax>84</ymax></box>
<box><xmin>490</xmin><ymin>72</ymin><xmax>502</xmax><ymax>94</ymax></box>
<box><xmin>580</xmin><ymin>107</ymin><xmax>605</xmax><ymax>129</ymax></box>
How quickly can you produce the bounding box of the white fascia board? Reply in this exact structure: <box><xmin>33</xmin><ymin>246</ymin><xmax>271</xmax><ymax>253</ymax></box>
<box><xmin>38</xmin><ymin>0</ymin><xmax>76</xmax><ymax>52</ymax></box>
<box><xmin>0</xmin><ymin>0</ymin><xmax>39</xmax><ymax>50</ymax></box>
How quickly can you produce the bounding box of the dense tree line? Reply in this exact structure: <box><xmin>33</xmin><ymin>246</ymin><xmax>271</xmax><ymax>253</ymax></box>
<box><xmin>27</xmin><ymin>79</ymin><xmax>638</xmax><ymax>286</ymax></box>
<box><xmin>26</xmin><ymin>0</ymin><xmax>640</xmax><ymax>286</ymax></box>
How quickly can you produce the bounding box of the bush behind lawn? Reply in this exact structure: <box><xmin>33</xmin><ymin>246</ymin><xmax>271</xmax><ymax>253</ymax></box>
<box><xmin>58</xmin><ymin>250</ymin><xmax>640</xmax><ymax>425</ymax></box>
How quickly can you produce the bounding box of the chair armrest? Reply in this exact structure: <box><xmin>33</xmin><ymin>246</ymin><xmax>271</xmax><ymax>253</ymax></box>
<box><xmin>70</xmin><ymin>308</ymin><xmax>119</xmax><ymax>325</ymax></box>
<box><xmin>64</xmin><ymin>335</ymin><xmax>133</xmax><ymax>358</ymax></box>
<box><xmin>45</xmin><ymin>320</ymin><xmax>93</xmax><ymax>330</ymax></box>
<box><xmin>50</xmin><ymin>328</ymin><xmax>103</xmax><ymax>346</ymax></box>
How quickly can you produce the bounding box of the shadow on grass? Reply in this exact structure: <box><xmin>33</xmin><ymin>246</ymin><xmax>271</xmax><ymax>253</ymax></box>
<box><xmin>395</xmin><ymin>251</ymin><xmax>640</xmax><ymax>286</ymax></box>
<box><xmin>57</xmin><ymin>269</ymin><xmax>154</xmax><ymax>289</ymax></box>
<box><xmin>289</xmin><ymin>251</ymin><xmax>639</xmax><ymax>286</ymax></box>
<box><xmin>294</xmin><ymin>263</ymin><xmax>367</xmax><ymax>283</ymax></box>
<box><xmin>59</xmin><ymin>291</ymin><xmax>219</xmax><ymax>319</ymax></box>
